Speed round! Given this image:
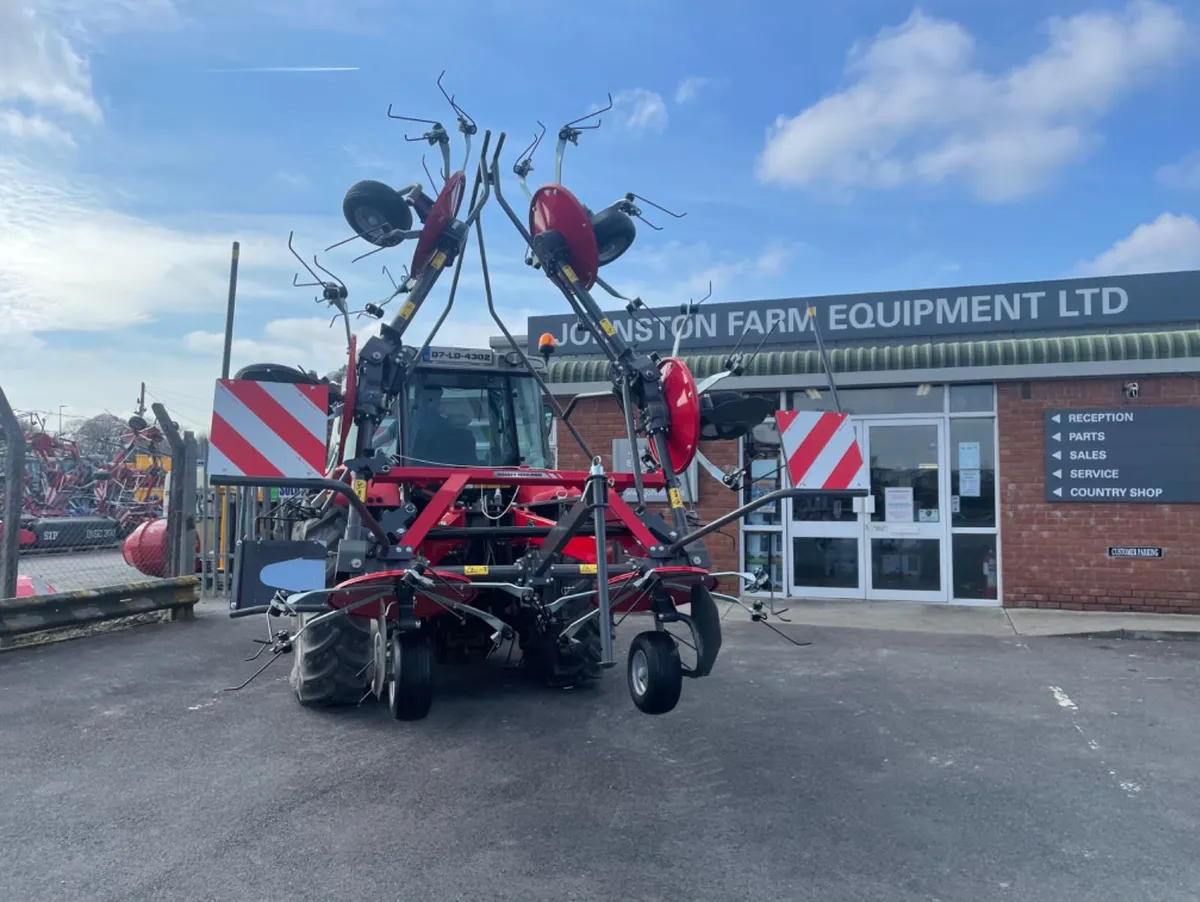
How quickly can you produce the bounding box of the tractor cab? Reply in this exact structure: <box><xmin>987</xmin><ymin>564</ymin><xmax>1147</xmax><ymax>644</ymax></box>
<box><xmin>369</xmin><ymin>346</ymin><xmax>553</xmax><ymax>471</ymax></box>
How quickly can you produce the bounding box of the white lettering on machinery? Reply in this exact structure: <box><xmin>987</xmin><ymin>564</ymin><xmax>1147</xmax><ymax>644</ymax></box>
<box><xmin>1069</xmin><ymin>469</ymin><xmax>1120</xmax><ymax>479</ymax></box>
<box><xmin>1069</xmin><ymin>432</ymin><xmax>1105</xmax><ymax>441</ymax></box>
<box><xmin>1067</xmin><ymin>412</ymin><xmax>1135</xmax><ymax>423</ymax></box>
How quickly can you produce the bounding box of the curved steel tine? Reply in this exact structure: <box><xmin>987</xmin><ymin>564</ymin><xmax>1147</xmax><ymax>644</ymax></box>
<box><xmin>312</xmin><ymin>255</ymin><xmax>346</xmax><ymax>290</ymax></box>
<box><xmin>287</xmin><ymin>230</ymin><xmax>324</xmax><ymax>284</ymax></box>
<box><xmin>565</xmin><ymin>92</ymin><xmax>612</xmax><ymax>130</ymax></box>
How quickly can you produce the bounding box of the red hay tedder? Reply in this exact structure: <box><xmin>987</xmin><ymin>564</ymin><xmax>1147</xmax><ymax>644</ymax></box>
<box><xmin>129</xmin><ymin>77</ymin><xmax>866</xmax><ymax>719</ymax></box>
<box><xmin>1</xmin><ymin>415</ymin><xmax>170</xmax><ymax>554</ymax></box>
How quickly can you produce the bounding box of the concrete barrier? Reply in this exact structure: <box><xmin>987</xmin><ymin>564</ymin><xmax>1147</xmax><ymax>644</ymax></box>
<box><xmin>0</xmin><ymin>576</ymin><xmax>200</xmax><ymax>647</ymax></box>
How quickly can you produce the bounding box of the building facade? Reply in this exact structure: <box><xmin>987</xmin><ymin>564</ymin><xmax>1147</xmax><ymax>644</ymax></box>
<box><xmin>514</xmin><ymin>269</ymin><xmax>1200</xmax><ymax>614</ymax></box>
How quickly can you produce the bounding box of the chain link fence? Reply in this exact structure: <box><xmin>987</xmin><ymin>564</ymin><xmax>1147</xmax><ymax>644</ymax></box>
<box><xmin>1</xmin><ymin>388</ymin><xmax>200</xmax><ymax>601</ymax></box>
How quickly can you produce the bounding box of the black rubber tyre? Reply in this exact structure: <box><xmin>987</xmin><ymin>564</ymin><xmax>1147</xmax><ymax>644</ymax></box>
<box><xmin>289</xmin><ymin>610</ymin><xmax>373</xmax><ymax>707</ymax></box>
<box><xmin>627</xmin><ymin>631</ymin><xmax>683</xmax><ymax>715</ymax></box>
<box><xmin>288</xmin><ymin>507</ymin><xmax>371</xmax><ymax>707</ymax></box>
<box><xmin>343</xmin><ymin>180</ymin><xmax>414</xmax><ymax>246</ymax></box>
<box><xmin>389</xmin><ymin>631</ymin><xmax>434</xmax><ymax>721</ymax></box>
<box><xmin>591</xmin><ymin>206</ymin><xmax>637</xmax><ymax>266</ymax></box>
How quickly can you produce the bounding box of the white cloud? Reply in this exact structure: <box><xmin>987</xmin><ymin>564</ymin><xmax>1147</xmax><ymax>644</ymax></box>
<box><xmin>675</xmin><ymin>76</ymin><xmax>711</xmax><ymax>105</ymax></box>
<box><xmin>613</xmin><ymin>88</ymin><xmax>669</xmax><ymax>133</ymax></box>
<box><xmin>0</xmin><ymin>109</ymin><xmax>75</xmax><ymax>146</ymax></box>
<box><xmin>1157</xmin><ymin>151</ymin><xmax>1200</xmax><ymax>190</ymax></box>
<box><xmin>1076</xmin><ymin>212</ymin><xmax>1200</xmax><ymax>275</ymax></box>
<box><xmin>275</xmin><ymin>170</ymin><xmax>309</xmax><ymax>188</ymax></box>
<box><xmin>0</xmin><ymin>155</ymin><xmax>309</xmax><ymax>339</ymax></box>
<box><xmin>756</xmin><ymin>1</ymin><xmax>1190</xmax><ymax>202</ymax></box>
<box><xmin>0</xmin><ymin>0</ymin><xmax>101</xmax><ymax>125</ymax></box>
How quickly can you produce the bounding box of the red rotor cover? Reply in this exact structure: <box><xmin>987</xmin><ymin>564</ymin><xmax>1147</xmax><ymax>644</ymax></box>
<box><xmin>411</xmin><ymin>170</ymin><xmax>466</xmax><ymax>276</ymax></box>
<box><xmin>648</xmin><ymin>357</ymin><xmax>700</xmax><ymax>474</ymax></box>
<box><xmin>529</xmin><ymin>184</ymin><xmax>599</xmax><ymax>290</ymax></box>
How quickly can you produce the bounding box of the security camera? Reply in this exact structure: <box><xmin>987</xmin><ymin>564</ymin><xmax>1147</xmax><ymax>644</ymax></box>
<box><xmin>1123</xmin><ymin>382</ymin><xmax>1139</xmax><ymax>399</ymax></box>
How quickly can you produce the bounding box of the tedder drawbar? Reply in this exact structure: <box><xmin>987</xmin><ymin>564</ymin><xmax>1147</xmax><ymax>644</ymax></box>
<box><xmin>207</xmin><ymin>78</ymin><xmax>868</xmax><ymax>720</ymax></box>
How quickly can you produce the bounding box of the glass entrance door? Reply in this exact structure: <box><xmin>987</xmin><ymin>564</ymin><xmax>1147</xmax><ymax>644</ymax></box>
<box><xmin>787</xmin><ymin>422</ymin><xmax>867</xmax><ymax>599</ymax></box>
<box><xmin>862</xmin><ymin>419</ymin><xmax>948</xmax><ymax>602</ymax></box>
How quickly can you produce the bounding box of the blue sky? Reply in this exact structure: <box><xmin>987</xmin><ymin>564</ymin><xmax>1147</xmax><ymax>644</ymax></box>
<box><xmin>2</xmin><ymin>0</ymin><xmax>1199</xmax><ymax>429</ymax></box>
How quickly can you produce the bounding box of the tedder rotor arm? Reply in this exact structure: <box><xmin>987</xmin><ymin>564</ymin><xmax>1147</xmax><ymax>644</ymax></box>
<box><xmin>488</xmin><ymin>146</ymin><xmax>694</xmax><ymax>538</ymax></box>
<box><xmin>380</xmin><ymin>129</ymin><xmax>493</xmax><ymax>348</ymax></box>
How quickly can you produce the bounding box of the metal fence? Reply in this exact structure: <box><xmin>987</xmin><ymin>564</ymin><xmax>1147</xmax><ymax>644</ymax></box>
<box><xmin>0</xmin><ymin>387</ymin><xmax>200</xmax><ymax>601</ymax></box>
<box><xmin>195</xmin><ymin>462</ymin><xmax>319</xmax><ymax>601</ymax></box>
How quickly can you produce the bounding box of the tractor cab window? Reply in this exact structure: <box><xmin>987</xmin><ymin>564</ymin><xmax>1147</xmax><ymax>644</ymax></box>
<box><xmin>401</xmin><ymin>371</ymin><xmax>551</xmax><ymax>469</ymax></box>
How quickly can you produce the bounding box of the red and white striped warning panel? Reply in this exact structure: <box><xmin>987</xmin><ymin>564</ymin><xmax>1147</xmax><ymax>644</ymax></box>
<box><xmin>208</xmin><ymin>379</ymin><xmax>329</xmax><ymax>479</ymax></box>
<box><xmin>775</xmin><ymin>410</ymin><xmax>867</xmax><ymax>491</ymax></box>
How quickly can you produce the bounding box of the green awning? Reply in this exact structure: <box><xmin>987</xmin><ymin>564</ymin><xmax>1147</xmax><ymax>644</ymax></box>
<box><xmin>547</xmin><ymin>328</ymin><xmax>1200</xmax><ymax>383</ymax></box>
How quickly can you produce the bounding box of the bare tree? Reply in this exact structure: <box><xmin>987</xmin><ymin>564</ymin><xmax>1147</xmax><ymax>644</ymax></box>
<box><xmin>65</xmin><ymin>413</ymin><xmax>128</xmax><ymax>459</ymax></box>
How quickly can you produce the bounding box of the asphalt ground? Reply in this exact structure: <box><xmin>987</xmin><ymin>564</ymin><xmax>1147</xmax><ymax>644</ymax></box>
<box><xmin>17</xmin><ymin>549</ymin><xmax>142</xmax><ymax>592</ymax></box>
<box><xmin>2</xmin><ymin>605</ymin><xmax>1199</xmax><ymax>902</ymax></box>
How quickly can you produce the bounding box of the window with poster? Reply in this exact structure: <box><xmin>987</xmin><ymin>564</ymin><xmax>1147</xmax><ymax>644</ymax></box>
<box><xmin>739</xmin><ymin>398</ymin><xmax>784</xmax><ymax>592</ymax></box>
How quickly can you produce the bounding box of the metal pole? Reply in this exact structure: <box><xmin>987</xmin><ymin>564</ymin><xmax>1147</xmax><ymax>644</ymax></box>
<box><xmin>808</xmin><ymin>303</ymin><xmax>842</xmax><ymax>414</ymax></box>
<box><xmin>151</xmin><ymin>403</ymin><xmax>185</xmax><ymax>576</ymax></box>
<box><xmin>0</xmin><ymin>387</ymin><xmax>27</xmax><ymax>600</ymax></box>
<box><xmin>221</xmin><ymin>241</ymin><xmax>240</xmax><ymax>379</ymax></box>
<box><xmin>589</xmin><ymin>457</ymin><xmax>615</xmax><ymax>668</ymax></box>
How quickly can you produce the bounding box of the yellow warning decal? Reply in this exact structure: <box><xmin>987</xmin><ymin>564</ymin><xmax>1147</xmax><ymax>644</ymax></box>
<box><xmin>668</xmin><ymin>487</ymin><xmax>684</xmax><ymax>508</ymax></box>
<box><xmin>431</xmin><ymin>250</ymin><xmax>447</xmax><ymax>270</ymax></box>
<box><xmin>599</xmin><ymin>318</ymin><xmax>616</xmax><ymax>337</ymax></box>
<box><xmin>398</xmin><ymin>300</ymin><xmax>416</xmax><ymax>320</ymax></box>
<box><xmin>561</xmin><ymin>265</ymin><xmax>579</xmax><ymax>283</ymax></box>
<box><xmin>353</xmin><ymin>479</ymin><xmax>368</xmax><ymax>502</ymax></box>
<box><xmin>464</xmin><ymin>565</ymin><xmax>489</xmax><ymax>576</ymax></box>
<box><xmin>579</xmin><ymin>563</ymin><xmax>598</xmax><ymax>575</ymax></box>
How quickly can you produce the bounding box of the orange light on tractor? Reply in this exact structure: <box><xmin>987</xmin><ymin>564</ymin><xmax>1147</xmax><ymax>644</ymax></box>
<box><xmin>538</xmin><ymin>332</ymin><xmax>557</xmax><ymax>357</ymax></box>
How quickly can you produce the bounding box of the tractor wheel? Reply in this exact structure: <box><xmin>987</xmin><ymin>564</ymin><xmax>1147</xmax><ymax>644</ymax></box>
<box><xmin>627</xmin><ymin>631</ymin><xmax>683</xmax><ymax>715</ymax></box>
<box><xmin>343</xmin><ymin>180</ymin><xmax>414</xmax><ymax>246</ymax></box>
<box><xmin>288</xmin><ymin>507</ymin><xmax>371</xmax><ymax>707</ymax></box>
<box><xmin>289</xmin><ymin>610</ymin><xmax>373</xmax><ymax>707</ymax></box>
<box><xmin>591</xmin><ymin>206</ymin><xmax>637</xmax><ymax>266</ymax></box>
<box><xmin>524</xmin><ymin>590</ymin><xmax>605</xmax><ymax>688</ymax></box>
<box><xmin>389</xmin><ymin>630</ymin><xmax>434</xmax><ymax>721</ymax></box>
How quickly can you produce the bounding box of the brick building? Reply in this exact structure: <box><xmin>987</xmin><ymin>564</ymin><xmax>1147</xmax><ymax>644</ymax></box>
<box><xmin>508</xmin><ymin>269</ymin><xmax>1200</xmax><ymax>614</ymax></box>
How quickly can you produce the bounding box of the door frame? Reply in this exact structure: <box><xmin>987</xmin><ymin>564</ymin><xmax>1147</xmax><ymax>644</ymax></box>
<box><xmin>860</xmin><ymin>416</ymin><xmax>951</xmax><ymax>603</ymax></box>
<box><xmin>785</xmin><ymin>421</ymin><xmax>870</xmax><ymax>600</ymax></box>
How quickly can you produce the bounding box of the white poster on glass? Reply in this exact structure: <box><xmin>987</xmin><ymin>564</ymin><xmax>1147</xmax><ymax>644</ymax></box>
<box><xmin>884</xmin><ymin>486</ymin><xmax>914</xmax><ymax>522</ymax></box>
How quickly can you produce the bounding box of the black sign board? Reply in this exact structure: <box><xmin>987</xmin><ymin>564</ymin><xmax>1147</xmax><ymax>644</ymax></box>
<box><xmin>1043</xmin><ymin>408</ymin><xmax>1200</xmax><ymax>503</ymax></box>
<box><xmin>1108</xmin><ymin>546</ymin><xmax>1164</xmax><ymax>558</ymax></box>
<box><xmin>527</xmin><ymin>269</ymin><xmax>1200</xmax><ymax>355</ymax></box>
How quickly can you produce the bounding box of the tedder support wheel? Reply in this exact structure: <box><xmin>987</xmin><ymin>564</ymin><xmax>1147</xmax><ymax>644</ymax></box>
<box><xmin>389</xmin><ymin>631</ymin><xmax>434</xmax><ymax>721</ymax></box>
<box><xmin>591</xmin><ymin>206</ymin><xmax>637</xmax><ymax>266</ymax></box>
<box><xmin>289</xmin><ymin>610</ymin><xmax>373</xmax><ymax>707</ymax></box>
<box><xmin>628</xmin><ymin>631</ymin><xmax>683</xmax><ymax>715</ymax></box>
